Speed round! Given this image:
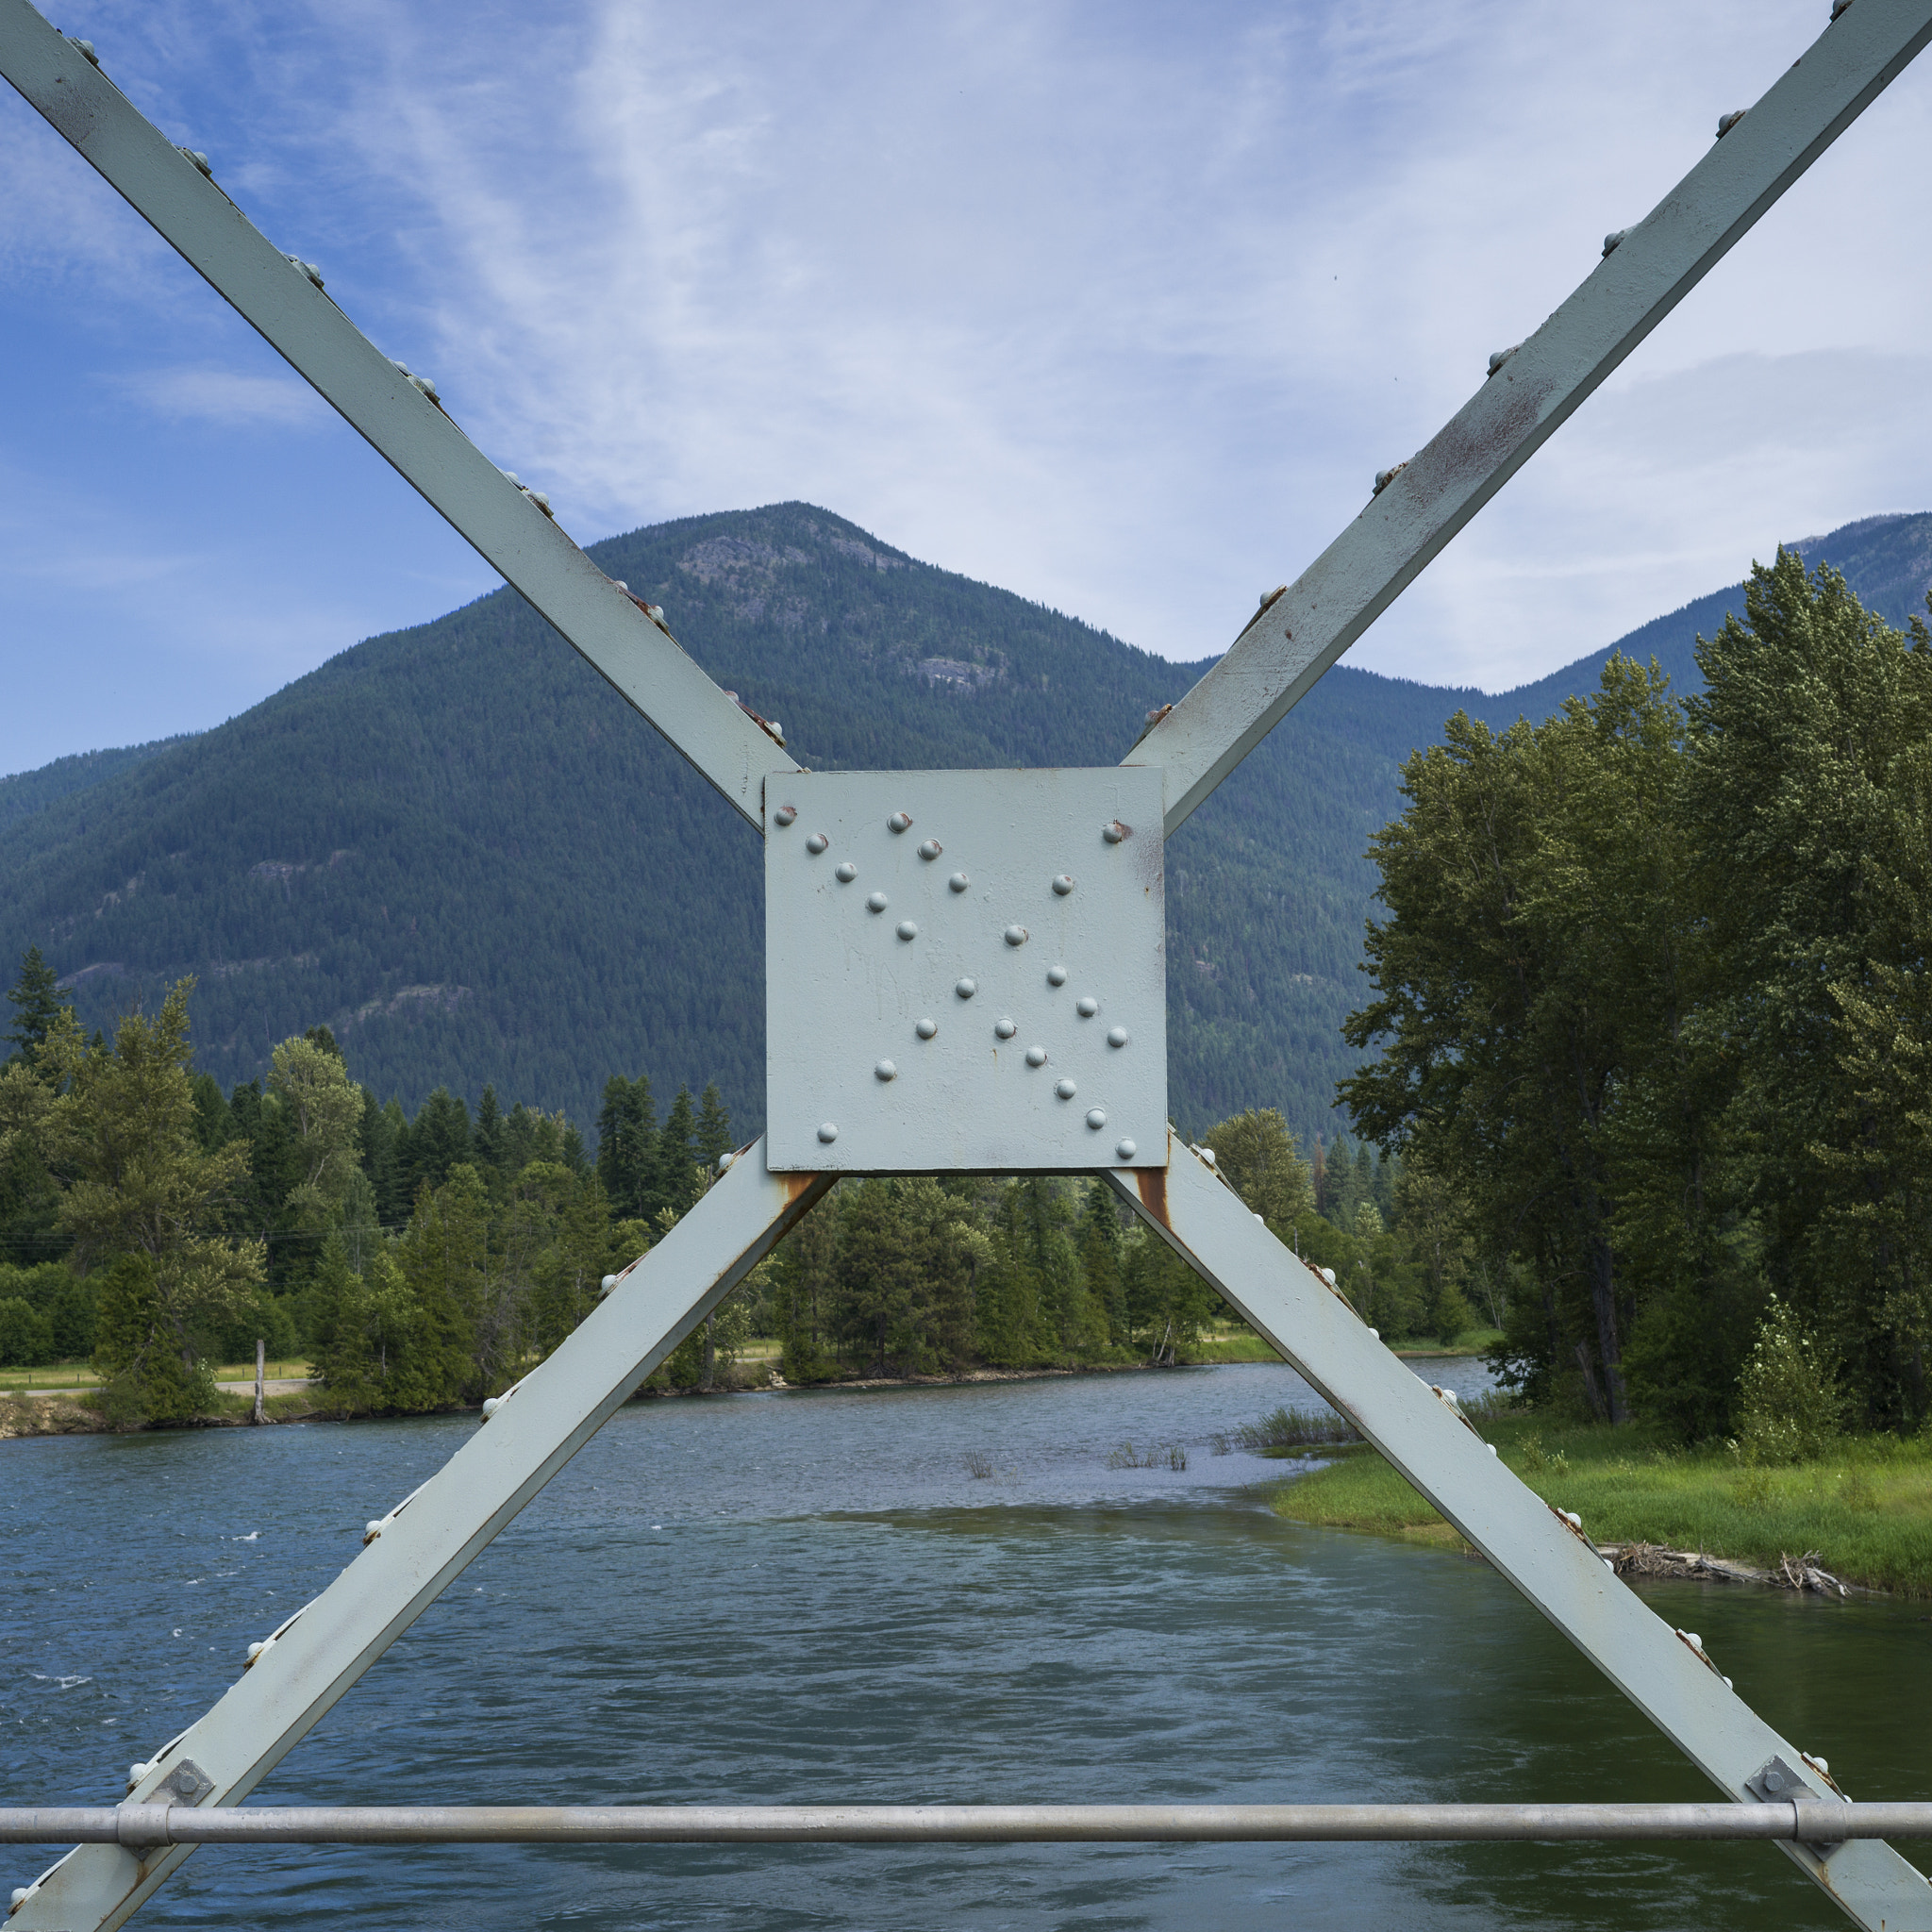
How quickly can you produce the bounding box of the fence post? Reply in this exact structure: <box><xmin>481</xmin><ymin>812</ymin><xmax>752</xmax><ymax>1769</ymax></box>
<box><xmin>252</xmin><ymin>1340</ymin><xmax>265</xmax><ymax>1425</ymax></box>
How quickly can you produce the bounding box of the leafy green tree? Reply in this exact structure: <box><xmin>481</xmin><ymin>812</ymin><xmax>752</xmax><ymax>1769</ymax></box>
<box><xmin>26</xmin><ymin>983</ymin><xmax>263</xmax><ymax>1413</ymax></box>
<box><xmin>694</xmin><ymin>1082</ymin><xmax>733</xmax><ymax>1174</ymax></box>
<box><xmin>595</xmin><ymin>1074</ymin><xmax>658</xmax><ymax>1221</ymax></box>
<box><xmin>0</xmin><ymin>1295</ymin><xmax>54</xmax><ymax>1366</ymax></box>
<box><xmin>654</xmin><ymin>1086</ymin><xmax>700</xmax><ymax>1218</ymax></box>
<box><xmin>91</xmin><ymin>1252</ymin><xmax>219</xmax><ymax>1423</ymax></box>
<box><xmin>1205</xmin><ymin>1108</ymin><xmax>1310</xmax><ymax>1235</ymax></box>
<box><xmin>1687</xmin><ymin>555</ymin><xmax>1932</xmax><ymax>1428</ymax></box>
<box><xmin>1732</xmin><ymin>1295</ymin><xmax>1843</xmax><ymax>1463</ymax></box>
<box><xmin>392</xmin><ymin>1164</ymin><xmax>488</xmax><ymax>1403</ymax></box>
<box><xmin>401</xmin><ymin>1088</ymin><xmax>473</xmax><ymax>1201</ymax></box>
<box><xmin>267</xmin><ymin>1035</ymin><xmax>365</xmax><ymax>1228</ymax></box>
<box><xmin>4</xmin><ymin>946</ymin><xmax>66</xmax><ymax>1071</ymax></box>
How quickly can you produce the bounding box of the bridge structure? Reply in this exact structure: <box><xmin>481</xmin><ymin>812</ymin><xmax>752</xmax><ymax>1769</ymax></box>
<box><xmin>4</xmin><ymin>3</ymin><xmax>1932</xmax><ymax>1926</ymax></box>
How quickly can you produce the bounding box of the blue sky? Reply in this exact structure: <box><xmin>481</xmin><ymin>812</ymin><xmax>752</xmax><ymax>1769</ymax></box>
<box><xmin>3</xmin><ymin>0</ymin><xmax>1928</xmax><ymax>776</ymax></box>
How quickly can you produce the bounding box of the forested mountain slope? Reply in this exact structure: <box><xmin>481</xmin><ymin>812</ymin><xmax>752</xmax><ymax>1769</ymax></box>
<box><xmin>3</xmin><ymin>506</ymin><xmax>1925</xmax><ymax>1145</ymax></box>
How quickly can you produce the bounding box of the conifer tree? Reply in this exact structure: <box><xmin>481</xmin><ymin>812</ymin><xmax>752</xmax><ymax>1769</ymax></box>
<box><xmin>4</xmin><ymin>946</ymin><xmax>67</xmax><ymax>1071</ymax></box>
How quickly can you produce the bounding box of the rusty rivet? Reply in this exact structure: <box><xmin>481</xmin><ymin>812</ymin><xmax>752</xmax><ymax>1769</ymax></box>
<box><xmin>915</xmin><ymin>1018</ymin><xmax>938</xmax><ymax>1040</ymax></box>
<box><xmin>1102</xmin><ymin>822</ymin><xmax>1127</xmax><ymax>844</ymax></box>
<box><xmin>1025</xmin><ymin>1045</ymin><xmax>1047</xmax><ymax>1067</ymax></box>
<box><xmin>1004</xmin><ymin>924</ymin><xmax>1027</xmax><ymax>947</ymax></box>
<box><xmin>774</xmin><ymin>805</ymin><xmax>797</xmax><ymax>826</ymax></box>
<box><xmin>949</xmin><ymin>872</ymin><xmax>970</xmax><ymax>892</ymax></box>
<box><xmin>836</xmin><ymin>862</ymin><xmax>857</xmax><ymax>882</ymax></box>
<box><xmin>1052</xmin><ymin>874</ymin><xmax>1074</xmax><ymax>895</ymax></box>
<box><xmin>807</xmin><ymin>833</ymin><xmax>828</xmax><ymax>855</ymax></box>
<box><xmin>889</xmin><ymin>811</ymin><xmax>912</xmax><ymax>833</ymax></box>
<box><xmin>1075</xmin><ymin>996</ymin><xmax>1098</xmax><ymax>1017</ymax></box>
<box><xmin>918</xmin><ymin>839</ymin><xmax>941</xmax><ymax>860</ymax></box>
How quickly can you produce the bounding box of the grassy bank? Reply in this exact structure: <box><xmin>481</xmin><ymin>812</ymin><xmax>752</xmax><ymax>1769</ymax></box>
<box><xmin>1269</xmin><ymin>1411</ymin><xmax>1932</xmax><ymax>1597</ymax></box>
<box><xmin>1183</xmin><ymin>1324</ymin><xmax>1502</xmax><ymax>1365</ymax></box>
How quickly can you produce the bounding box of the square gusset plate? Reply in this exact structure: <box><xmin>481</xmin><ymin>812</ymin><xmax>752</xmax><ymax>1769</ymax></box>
<box><xmin>765</xmin><ymin>767</ymin><xmax>1165</xmax><ymax>1172</ymax></box>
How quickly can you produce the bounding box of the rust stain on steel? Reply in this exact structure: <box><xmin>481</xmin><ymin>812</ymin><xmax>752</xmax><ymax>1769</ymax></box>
<box><xmin>1420</xmin><ymin>372</ymin><xmax>1557</xmax><ymax>512</ymax></box>
<box><xmin>781</xmin><ymin>1173</ymin><xmax>822</xmax><ymax>1208</ymax></box>
<box><xmin>25</xmin><ymin>70</ymin><xmax>96</xmax><ymax>147</ymax></box>
<box><xmin>1134</xmin><ymin>1167</ymin><xmax>1171</xmax><ymax>1230</ymax></box>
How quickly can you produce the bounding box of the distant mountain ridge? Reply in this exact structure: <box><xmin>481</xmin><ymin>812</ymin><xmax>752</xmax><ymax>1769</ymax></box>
<box><xmin>3</xmin><ymin>506</ymin><xmax>1926</xmax><ymax>1147</ymax></box>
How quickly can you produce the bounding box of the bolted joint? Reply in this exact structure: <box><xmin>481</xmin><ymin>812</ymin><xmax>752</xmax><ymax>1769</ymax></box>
<box><xmin>177</xmin><ymin>147</ymin><xmax>212</xmax><ymax>176</ymax></box>
<box><xmin>67</xmin><ymin>35</ymin><xmax>99</xmax><ymax>63</ymax></box>
<box><xmin>1716</xmin><ymin>108</ymin><xmax>1746</xmax><ymax>139</ymax></box>
<box><xmin>1602</xmin><ymin>226</ymin><xmax>1632</xmax><ymax>258</ymax></box>
<box><xmin>1486</xmin><ymin>344</ymin><xmax>1520</xmax><ymax>376</ymax></box>
<box><xmin>1373</xmin><ymin>461</ymin><xmax>1407</xmax><ymax>495</ymax></box>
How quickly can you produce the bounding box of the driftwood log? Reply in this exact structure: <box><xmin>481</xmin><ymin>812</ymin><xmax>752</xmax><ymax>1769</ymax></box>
<box><xmin>1597</xmin><ymin>1542</ymin><xmax>1851</xmax><ymax>1597</ymax></box>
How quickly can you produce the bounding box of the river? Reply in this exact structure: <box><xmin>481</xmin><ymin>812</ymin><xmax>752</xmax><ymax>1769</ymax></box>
<box><xmin>5</xmin><ymin>1359</ymin><xmax>1927</xmax><ymax>1930</ymax></box>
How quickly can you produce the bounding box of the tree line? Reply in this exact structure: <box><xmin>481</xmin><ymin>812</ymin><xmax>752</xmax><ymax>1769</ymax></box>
<box><xmin>1342</xmin><ymin>553</ymin><xmax>1932</xmax><ymax>1440</ymax></box>
<box><xmin>0</xmin><ymin>946</ymin><xmax>1495</xmax><ymax>1416</ymax></box>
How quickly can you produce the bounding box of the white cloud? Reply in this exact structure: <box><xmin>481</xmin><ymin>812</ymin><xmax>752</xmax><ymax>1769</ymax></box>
<box><xmin>4</xmin><ymin>0</ymin><xmax>1929</xmax><ymax>766</ymax></box>
<box><xmin>118</xmin><ymin>365</ymin><xmax>330</xmax><ymax>428</ymax></box>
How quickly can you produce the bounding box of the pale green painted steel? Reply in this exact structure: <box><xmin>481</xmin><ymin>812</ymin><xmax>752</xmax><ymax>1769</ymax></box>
<box><xmin>8</xmin><ymin>1803</ymin><xmax>1932</xmax><ymax>1846</ymax></box>
<box><xmin>1132</xmin><ymin>0</ymin><xmax>1932</xmax><ymax>838</ymax></box>
<box><xmin>0</xmin><ymin>0</ymin><xmax>797</xmax><ymax>833</ymax></box>
<box><xmin>1108</xmin><ymin>1138</ymin><xmax>1932</xmax><ymax>1929</ymax></box>
<box><xmin>3</xmin><ymin>1147</ymin><xmax>829</xmax><ymax>1932</ymax></box>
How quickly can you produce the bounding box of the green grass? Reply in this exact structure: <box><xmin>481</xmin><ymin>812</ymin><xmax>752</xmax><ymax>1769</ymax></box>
<box><xmin>0</xmin><ymin>1358</ymin><xmax>310</xmax><ymax>1394</ymax></box>
<box><xmin>1269</xmin><ymin>1411</ymin><xmax>1932</xmax><ymax>1597</ymax></box>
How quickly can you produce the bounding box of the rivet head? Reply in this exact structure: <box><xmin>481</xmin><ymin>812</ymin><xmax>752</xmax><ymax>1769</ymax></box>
<box><xmin>1055</xmin><ymin>1078</ymin><xmax>1077</xmax><ymax>1100</ymax></box>
<box><xmin>817</xmin><ymin>1122</ymin><xmax>839</xmax><ymax>1143</ymax></box>
<box><xmin>1075</xmin><ymin>996</ymin><xmax>1098</xmax><ymax>1017</ymax></box>
<box><xmin>1025</xmin><ymin>1045</ymin><xmax>1047</xmax><ymax>1067</ymax></box>
<box><xmin>896</xmin><ymin>919</ymin><xmax>918</xmax><ymax>941</ymax></box>
<box><xmin>807</xmin><ymin>832</ymin><xmax>829</xmax><ymax>855</ymax></box>
<box><xmin>1052</xmin><ymin>874</ymin><xmax>1074</xmax><ymax>895</ymax></box>
<box><xmin>994</xmin><ymin>1018</ymin><xmax>1017</xmax><ymax>1040</ymax></box>
<box><xmin>915</xmin><ymin>1017</ymin><xmax>938</xmax><ymax>1040</ymax></box>
<box><xmin>836</xmin><ymin>862</ymin><xmax>857</xmax><ymax>882</ymax></box>
<box><xmin>1115</xmin><ymin>1138</ymin><xmax>1137</xmax><ymax>1161</ymax></box>
<box><xmin>1102</xmin><ymin>822</ymin><xmax>1126</xmax><ymax>844</ymax></box>
<box><xmin>867</xmin><ymin>891</ymin><xmax>889</xmax><ymax>911</ymax></box>
<box><xmin>889</xmin><ymin>811</ymin><xmax>912</xmax><ymax>832</ymax></box>
<box><xmin>949</xmin><ymin>872</ymin><xmax>970</xmax><ymax>892</ymax></box>
<box><xmin>956</xmin><ymin>977</ymin><xmax>977</xmax><ymax>999</ymax></box>
<box><xmin>874</xmin><ymin>1059</ymin><xmax>897</xmax><ymax>1082</ymax></box>
<box><xmin>1107</xmin><ymin>1024</ymin><xmax>1129</xmax><ymax>1047</ymax></box>
<box><xmin>918</xmin><ymin>839</ymin><xmax>942</xmax><ymax>860</ymax></box>
<box><xmin>1086</xmin><ymin>1108</ymin><xmax>1108</xmax><ymax>1129</ymax></box>
<box><xmin>1004</xmin><ymin>924</ymin><xmax>1028</xmax><ymax>947</ymax></box>
<box><xmin>774</xmin><ymin>805</ymin><xmax>797</xmax><ymax>826</ymax></box>
<box><xmin>1046</xmin><ymin>965</ymin><xmax>1068</xmax><ymax>987</ymax></box>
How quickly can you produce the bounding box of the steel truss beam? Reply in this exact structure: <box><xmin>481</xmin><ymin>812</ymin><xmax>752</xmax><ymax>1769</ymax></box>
<box><xmin>1133</xmin><ymin>0</ymin><xmax>1932</xmax><ymax>835</ymax></box>
<box><xmin>0</xmin><ymin>0</ymin><xmax>799</xmax><ymax>833</ymax></box>
<box><xmin>1108</xmin><ymin>1138</ymin><xmax>1932</xmax><ymax>1930</ymax></box>
<box><xmin>8</xmin><ymin>1149</ymin><xmax>829</xmax><ymax>1932</ymax></box>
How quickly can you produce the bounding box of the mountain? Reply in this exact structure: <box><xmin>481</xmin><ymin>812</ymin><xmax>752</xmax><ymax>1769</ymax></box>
<box><xmin>3</xmin><ymin>506</ymin><xmax>1927</xmax><ymax>1149</ymax></box>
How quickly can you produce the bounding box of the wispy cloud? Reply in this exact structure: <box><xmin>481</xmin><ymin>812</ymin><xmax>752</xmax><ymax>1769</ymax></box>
<box><xmin>116</xmin><ymin>365</ymin><xmax>330</xmax><ymax>429</ymax></box>
<box><xmin>3</xmin><ymin>0</ymin><xmax>1928</xmax><ymax>776</ymax></box>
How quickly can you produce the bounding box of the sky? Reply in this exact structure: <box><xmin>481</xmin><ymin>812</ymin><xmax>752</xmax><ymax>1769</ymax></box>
<box><xmin>2</xmin><ymin>0</ymin><xmax>1929</xmax><ymax>777</ymax></box>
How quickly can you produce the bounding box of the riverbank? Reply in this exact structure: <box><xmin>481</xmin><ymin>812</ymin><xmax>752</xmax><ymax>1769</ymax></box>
<box><xmin>1268</xmin><ymin>1411</ymin><xmax>1932</xmax><ymax>1597</ymax></box>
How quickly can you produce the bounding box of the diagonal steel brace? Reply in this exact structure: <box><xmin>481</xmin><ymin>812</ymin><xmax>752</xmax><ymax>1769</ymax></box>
<box><xmin>1108</xmin><ymin>1137</ymin><xmax>1932</xmax><ymax>1931</ymax></box>
<box><xmin>8</xmin><ymin>1148</ymin><xmax>829</xmax><ymax>1932</ymax></box>
<box><xmin>0</xmin><ymin>0</ymin><xmax>800</xmax><ymax>834</ymax></box>
<box><xmin>1131</xmin><ymin>0</ymin><xmax>1932</xmax><ymax>835</ymax></box>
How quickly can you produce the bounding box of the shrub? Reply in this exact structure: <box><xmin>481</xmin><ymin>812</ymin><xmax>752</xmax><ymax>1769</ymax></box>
<box><xmin>1733</xmin><ymin>1295</ymin><xmax>1842</xmax><ymax>1463</ymax></box>
<box><xmin>0</xmin><ymin>1297</ymin><xmax>56</xmax><ymax>1368</ymax></box>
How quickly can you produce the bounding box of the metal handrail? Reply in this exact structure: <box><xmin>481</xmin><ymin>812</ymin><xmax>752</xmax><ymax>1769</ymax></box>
<box><xmin>4</xmin><ymin>1804</ymin><xmax>1930</xmax><ymax>1847</ymax></box>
